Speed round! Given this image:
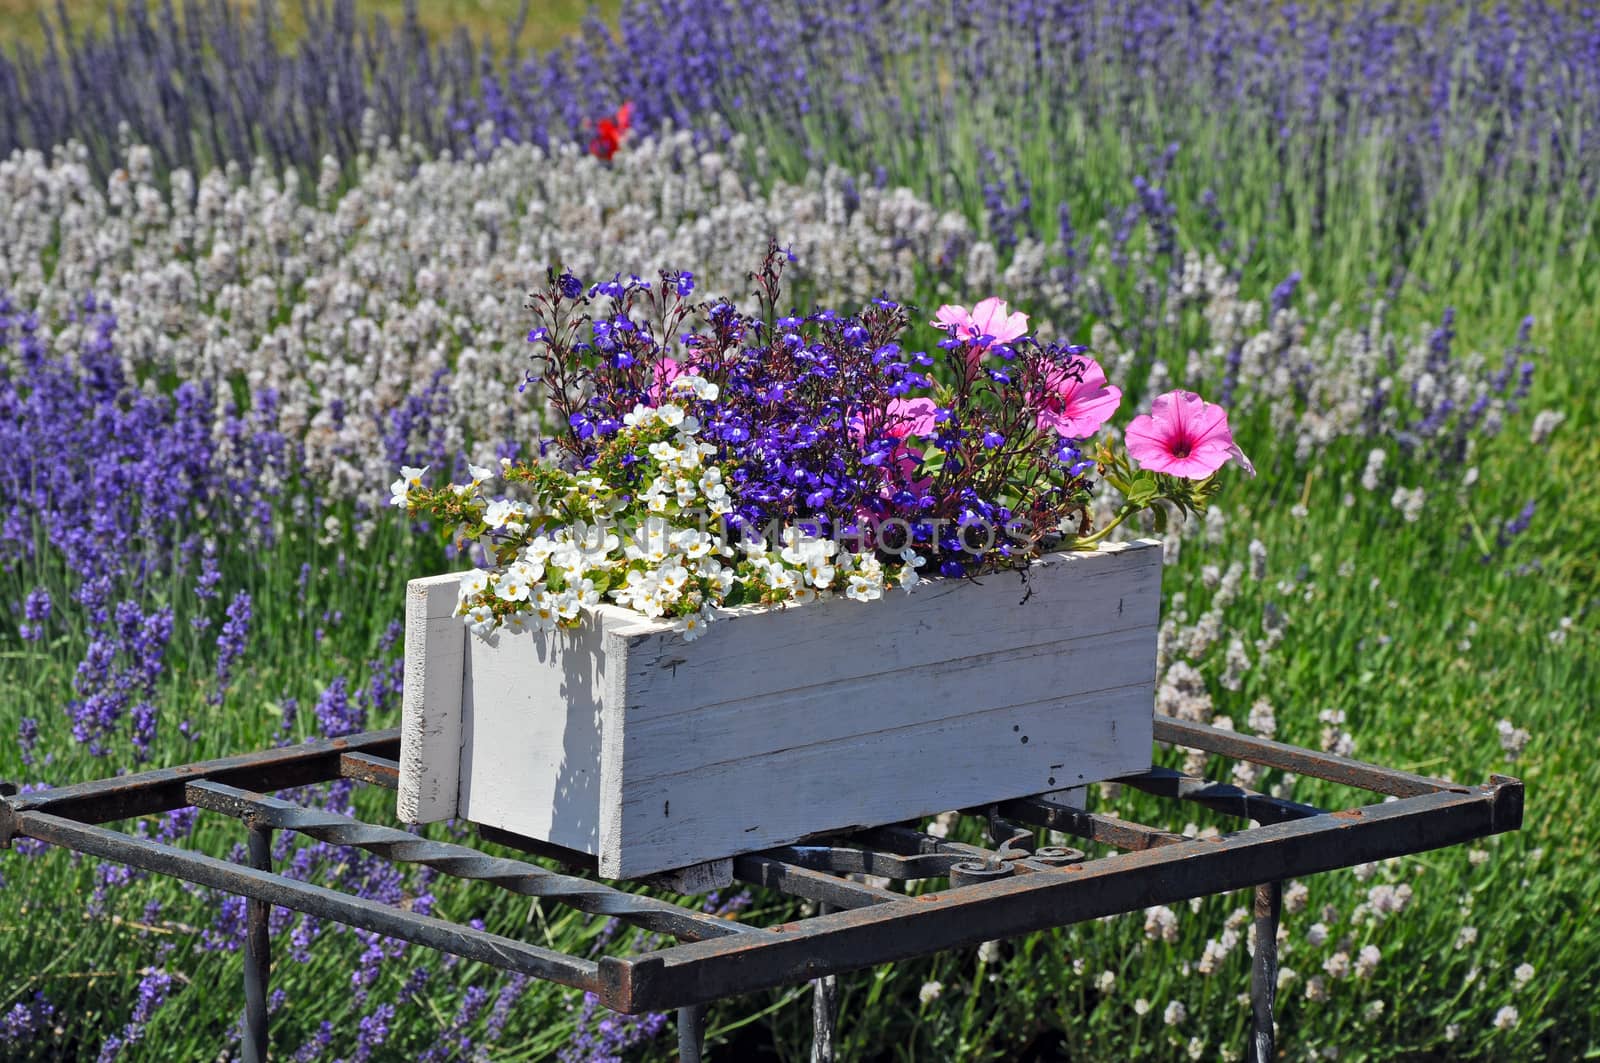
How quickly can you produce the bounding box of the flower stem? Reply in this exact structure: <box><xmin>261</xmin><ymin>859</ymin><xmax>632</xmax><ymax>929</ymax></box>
<box><xmin>1067</xmin><ymin>503</ymin><xmax>1138</xmax><ymax>550</ymax></box>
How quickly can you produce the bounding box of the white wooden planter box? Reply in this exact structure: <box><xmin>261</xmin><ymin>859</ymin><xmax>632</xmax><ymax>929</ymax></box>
<box><xmin>398</xmin><ymin>538</ymin><xmax>1162</xmax><ymax>879</ymax></box>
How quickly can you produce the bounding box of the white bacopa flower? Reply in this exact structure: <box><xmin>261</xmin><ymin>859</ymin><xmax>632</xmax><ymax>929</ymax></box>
<box><xmin>672</xmin><ymin>605</ymin><xmax>710</xmax><ymax>640</ymax></box>
<box><xmin>626</xmin><ymin>519</ymin><xmax>672</xmax><ymax>563</ymax></box>
<box><xmin>553</xmin><ymin>591</ymin><xmax>583</xmax><ymax>622</ymax></box>
<box><xmin>623</xmin><ymin>404</ymin><xmax>659</xmax><ymax>429</ymax></box>
<box><xmin>483</xmin><ymin>498</ymin><xmax>523</xmax><ymax>531</ymax></box>
<box><xmin>460</xmin><ymin>569</ymin><xmax>491</xmax><ymax>598</ymax></box>
<box><xmin>465</xmin><ymin>604</ymin><xmax>496</xmax><ymax>638</ymax></box>
<box><xmin>845</xmin><ymin>573</ymin><xmax>881</xmax><ymax>602</ymax></box>
<box><xmin>509</xmin><ymin>558</ymin><xmax>544</xmax><ymax>583</ymax></box>
<box><xmin>495</xmin><ymin>571</ymin><xmax>532</xmax><ymax>603</ymax></box>
<box><xmin>530</xmin><ymin>591</ymin><xmax>560</xmax><ymax>631</ymax></box>
<box><xmin>389</xmin><ymin>464</ymin><xmax>428</xmax><ymax>507</ymax></box>
<box><xmin>656</xmin><ymin>560</ymin><xmax>690</xmax><ymax>595</ymax></box>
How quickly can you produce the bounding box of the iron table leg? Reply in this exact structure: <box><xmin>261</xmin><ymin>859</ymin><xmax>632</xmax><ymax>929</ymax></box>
<box><xmin>242</xmin><ymin>824</ymin><xmax>273</xmax><ymax>1063</ymax></box>
<box><xmin>678</xmin><ymin>1002</ymin><xmax>708</xmax><ymax>1062</ymax></box>
<box><xmin>811</xmin><ymin>903</ymin><xmax>839</xmax><ymax>1063</ymax></box>
<box><xmin>1248</xmin><ymin>880</ymin><xmax>1283</xmax><ymax>1063</ymax></box>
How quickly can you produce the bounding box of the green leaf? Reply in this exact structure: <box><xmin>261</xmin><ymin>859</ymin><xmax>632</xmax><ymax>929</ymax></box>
<box><xmin>1124</xmin><ymin>475</ymin><xmax>1159</xmax><ymax>506</ymax></box>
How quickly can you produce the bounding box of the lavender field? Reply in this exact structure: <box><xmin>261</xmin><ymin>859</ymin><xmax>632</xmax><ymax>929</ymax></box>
<box><xmin>0</xmin><ymin>1</ymin><xmax>1595</xmax><ymax>1059</ymax></box>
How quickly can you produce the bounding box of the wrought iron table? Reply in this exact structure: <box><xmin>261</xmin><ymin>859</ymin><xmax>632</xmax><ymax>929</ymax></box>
<box><xmin>0</xmin><ymin>717</ymin><xmax>1522</xmax><ymax>1061</ymax></box>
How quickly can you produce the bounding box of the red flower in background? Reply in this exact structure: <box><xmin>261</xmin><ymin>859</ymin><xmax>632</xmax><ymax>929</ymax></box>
<box><xmin>588</xmin><ymin>101</ymin><xmax>633</xmax><ymax>160</ymax></box>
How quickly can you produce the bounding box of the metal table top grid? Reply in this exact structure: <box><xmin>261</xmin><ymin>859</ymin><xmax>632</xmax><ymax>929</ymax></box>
<box><xmin>0</xmin><ymin>717</ymin><xmax>1522</xmax><ymax>1061</ymax></box>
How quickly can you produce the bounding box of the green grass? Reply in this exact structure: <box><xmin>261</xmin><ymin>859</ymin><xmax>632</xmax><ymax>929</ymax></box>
<box><xmin>0</xmin><ymin>0</ymin><xmax>621</xmax><ymax>54</ymax></box>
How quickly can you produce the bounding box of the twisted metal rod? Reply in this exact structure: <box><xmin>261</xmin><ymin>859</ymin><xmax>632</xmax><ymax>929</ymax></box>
<box><xmin>185</xmin><ymin>781</ymin><xmax>754</xmax><ymax>943</ymax></box>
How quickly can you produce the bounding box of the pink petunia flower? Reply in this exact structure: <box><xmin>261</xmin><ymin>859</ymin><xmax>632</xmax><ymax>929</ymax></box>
<box><xmin>1034</xmin><ymin>357</ymin><xmax>1122</xmax><ymax>439</ymax></box>
<box><xmin>850</xmin><ymin>397</ymin><xmax>942</xmax><ymax>443</ymax></box>
<box><xmin>931</xmin><ymin>295</ymin><xmax>1029</xmax><ymax>366</ymax></box>
<box><xmin>883</xmin><ymin>396</ymin><xmax>940</xmax><ymax>438</ymax></box>
<box><xmin>885</xmin><ymin>442</ymin><xmax>933</xmax><ymax>499</ymax></box>
<box><xmin>932</xmin><ymin>297</ymin><xmax>1029</xmax><ymax>380</ymax></box>
<box><xmin>1124</xmin><ymin>390</ymin><xmax>1255</xmax><ymax>479</ymax></box>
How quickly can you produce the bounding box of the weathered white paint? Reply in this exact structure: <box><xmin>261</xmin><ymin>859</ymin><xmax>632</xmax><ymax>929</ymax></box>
<box><xmin>639</xmin><ymin>859</ymin><xmax>735</xmax><ymax>894</ymax></box>
<box><xmin>398</xmin><ymin>538</ymin><xmax>1163</xmax><ymax>878</ymax></box>
<box><xmin>397</xmin><ymin>574</ymin><xmax>466</xmax><ymax>823</ymax></box>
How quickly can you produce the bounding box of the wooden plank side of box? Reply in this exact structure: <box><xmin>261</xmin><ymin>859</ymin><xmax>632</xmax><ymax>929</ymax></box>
<box><xmin>598</xmin><ymin>539</ymin><xmax>1162</xmax><ymax>877</ymax></box>
<box><xmin>614</xmin><ymin>538</ymin><xmax>1162</xmax><ymax>723</ymax></box>
<box><xmin>398</xmin><ymin>574</ymin><xmax>468</xmax><ymax>825</ymax></box>
<box><xmin>454</xmin><ymin>616</ymin><xmax>612</xmax><ymax>855</ymax></box>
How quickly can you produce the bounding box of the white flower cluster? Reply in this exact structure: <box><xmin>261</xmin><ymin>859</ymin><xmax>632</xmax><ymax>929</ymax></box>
<box><xmin>405</xmin><ymin>384</ymin><xmax>916</xmax><ymax>641</ymax></box>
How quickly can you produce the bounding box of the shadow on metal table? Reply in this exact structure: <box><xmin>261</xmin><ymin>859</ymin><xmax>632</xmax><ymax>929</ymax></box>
<box><xmin>0</xmin><ymin>716</ymin><xmax>1522</xmax><ymax>1062</ymax></box>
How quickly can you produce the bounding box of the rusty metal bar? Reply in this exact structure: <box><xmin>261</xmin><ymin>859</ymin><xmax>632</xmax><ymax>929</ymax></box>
<box><xmin>732</xmin><ymin>853</ymin><xmax>899</xmax><ymax>909</ymax></box>
<box><xmin>852</xmin><ymin>822</ymin><xmax>1081</xmax><ymax>880</ymax></box>
<box><xmin>339</xmin><ymin>751</ymin><xmax>400</xmax><ymax>790</ymax></box>
<box><xmin>184</xmin><ymin>782</ymin><xmax>753</xmax><ymax>943</ymax></box>
<box><xmin>998</xmin><ymin>795</ymin><xmax>1188</xmax><ymax>851</ymax></box>
<box><xmin>607</xmin><ymin>780</ymin><xmax>1521</xmax><ymax>1012</ymax></box>
<box><xmin>1248</xmin><ymin>880</ymin><xmax>1283</xmax><ymax>1063</ymax></box>
<box><xmin>12</xmin><ymin>810</ymin><xmax>604</xmax><ymax>990</ymax></box>
<box><xmin>1153</xmin><ymin>717</ymin><xmax>1466</xmax><ymax>797</ymax></box>
<box><xmin>6</xmin><ymin>731</ymin><xmax>400</xmax><ymax>825</ymax></box>
<box><xmin>240</xmin><ymin>824</ymin><xmax>272</xmax><ymax>1063</ymax></box>
<box><xmin>1120</xmin><ymin>767</ymin><xmax>1326</xmax><ymax>824</ymax></box>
